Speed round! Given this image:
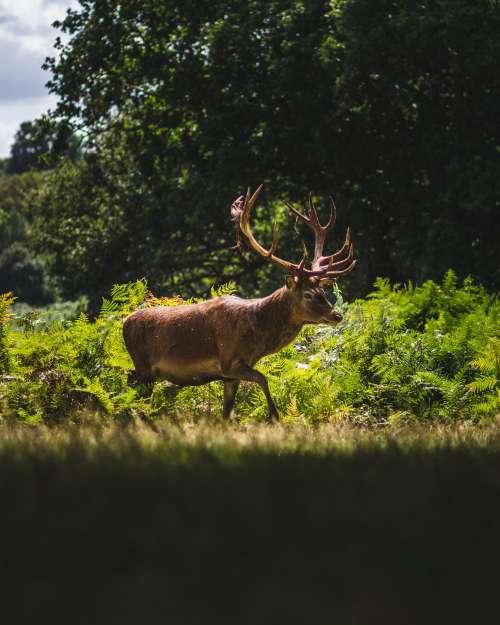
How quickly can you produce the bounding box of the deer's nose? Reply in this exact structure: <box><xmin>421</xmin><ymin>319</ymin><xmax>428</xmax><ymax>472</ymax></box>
<box><xmin>331</xmin><ymin>310</ymin><xmax>342</xmax><ymax>323</ymax></box>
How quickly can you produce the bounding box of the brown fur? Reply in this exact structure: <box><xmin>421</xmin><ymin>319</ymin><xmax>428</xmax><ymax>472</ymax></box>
<box><xmin>123</xmin><ymin>278</ymin><xmax>342</xmax><ymax>420</ymax></box>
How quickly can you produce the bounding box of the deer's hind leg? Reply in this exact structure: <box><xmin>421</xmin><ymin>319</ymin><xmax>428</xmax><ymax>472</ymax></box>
<box><xmin>221</xmin><ymin>360</ymin><xmax>278</xmax><ymax>422</ymax></box>
<box><xmin>127</xmin><ymin>353</ymin><xmax>156</xmax><ymax>385</ymax></box>
<box><xmin>127</xmin><ymin>369</ymin><xmax>155</xmax><ymax>385</ymax></box>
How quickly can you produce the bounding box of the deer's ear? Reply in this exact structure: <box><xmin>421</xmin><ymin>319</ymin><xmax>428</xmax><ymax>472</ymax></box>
<box><xmin>285</xmin><ymin>275</ymin><xmax>297</xmax><ymax>289</ymax></box>
<box><xmin>319</xmin><ymin>277</ymin><xmax>335</xmax><ymax>287</ymax></box>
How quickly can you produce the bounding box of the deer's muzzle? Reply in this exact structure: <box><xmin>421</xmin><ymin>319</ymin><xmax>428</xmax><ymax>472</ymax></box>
<box><xmin>329</xmin><ymin>310</ymin><xmax>343</xmax><ymax>323</ymax></box>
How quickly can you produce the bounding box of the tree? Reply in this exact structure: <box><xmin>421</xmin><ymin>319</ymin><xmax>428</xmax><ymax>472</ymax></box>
<box><xmin>6</xmin><ymin>119</ymin><xmax>81</xmax><ymax>175</ymax></box>
<box><xmin>0</xmin><ymin>172</ymin><xmax>53</xmax><ymax>304</ymax></box>
<box><xmin>332</xmin><ymin>0</ymin><xmax>500</xmax><ymax>287</ymax></box>
<box><xmin>0</xmin><ymin>243</ymin><xmax>50</xmax><ymax>305</ymax></box>
<box><xmin>7</xmin><ymin>121</ymin><xmax>52</xmax><ymax>174</ymax></box>
<box><xmin>38</xmin><ymin>0</ymin><xmax>500</xmax><ymax>301</ymax></box>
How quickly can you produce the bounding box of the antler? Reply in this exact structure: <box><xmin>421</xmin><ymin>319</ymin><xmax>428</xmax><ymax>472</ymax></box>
<box><xmin>232</xmin><ymin>185</ymin><xmax>325</xmax><ymax>277</ymax></box>
<box><xmin>283</xmin><ymin>193</ymin><xmax>356</xmax><ymax>281</ymax></box>
<box><xmin>231</xmin><ymin>185</ymin><xmax>356</xmax><ymax>281</ymax></box>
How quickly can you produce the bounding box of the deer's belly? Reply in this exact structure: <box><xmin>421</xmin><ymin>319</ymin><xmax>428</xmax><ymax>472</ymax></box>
<box><xmin>151</xmin><ymin>357</ymin><xmax>222</xmax><ymax>386</ymax></box>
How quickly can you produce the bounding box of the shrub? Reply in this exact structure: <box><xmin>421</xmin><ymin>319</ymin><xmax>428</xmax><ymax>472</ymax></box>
<box><xmin>0</xmin><ymin>272</ymin><xmax>498</xmax><ymax>424</ymax></box>
<box><xmin>0</xmin><ymin>292</ymin><xmax>15</xmax><ymax>375</ymax></box>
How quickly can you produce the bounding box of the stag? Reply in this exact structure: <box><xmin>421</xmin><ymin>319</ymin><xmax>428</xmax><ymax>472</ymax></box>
<box><xmin>123</xmin><ymin>185</ymin><xmax>356</xmax><ymax>420</ymax></box>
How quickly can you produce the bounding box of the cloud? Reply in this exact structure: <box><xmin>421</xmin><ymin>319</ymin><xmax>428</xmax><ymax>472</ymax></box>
<box><xmin>0</xmin><ymin>95</ymin><xmax>58</xmax><ymax>157</ymax></box>
<box><xmin>0</xmin><ymin>35</ymin><xmax>49</xmax><ymax>100</ymax></box>
<box><xmin>0</xmin><ymin>0</ymin><xmax>77</xmax><ymax>156</ymax></box>
<box><xmin>0</xmin><ymin>0</ymin><xmax>78</xmax><ymax>69</ymax></box>
<box><xmin>0</xmin><ymin>1</ymin><xmax>70</xmax><ymax>43</ymax></box>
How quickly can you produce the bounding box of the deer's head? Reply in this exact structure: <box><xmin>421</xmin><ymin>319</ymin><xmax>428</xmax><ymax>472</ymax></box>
<box><xmin>283</xmin><ymin>274</ymin><xmax>343</xmax><ymax>325</ymax></box>
<box><xmin>231</xmin><ymin>185</ymin><xmax>356</xmax><ymax>325</ymax></box>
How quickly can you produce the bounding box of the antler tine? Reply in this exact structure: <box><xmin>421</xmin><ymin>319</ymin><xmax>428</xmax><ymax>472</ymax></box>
<box><xmin>284</xmin><ymin>192</ymin><xmax>340</xmax><ymax>271</ymax></box>
<box><xmin>236</xmin><ymin>185</ymin><xmax>303</xmax><ymax>274</ymax></box>
<box><xmin>318</xmin><ymin>227</ymin><xmax>351</xmax><ymax>267</ymax></box>
<box><xmin>297</xmin><ymin>255</ymin><xmax>307</xmax><ymax>272</ymax></box>
<box><xmin>268</xmin><ymin>222</ymin><xmax>279</xmax><ymax>258</ymax></box>
<box><xmin>308</xmin><ymin>192</ymin><xmax>320</xmax><ymax>226</ymax></box>
<box><xmin>284</xmin><ymin>195</ymin><xmax>334</xmax><ymax>231</ymax></box>
<box><xmin>283</xmin><ymin>200</ymin><xmax>310</xmax><ymax>225</ymax></box>
<box><xmin>321</xmin><ymin>244</ymin><xmax>352</xmax><ymax>277</ymax></box>
<box><xmin>325</xmin><ymin>196</ymin><xmax>337</xmax><ymax>231</ymax></box>
<box><xmin>329</xmin><ymin>243</ymin><xmax>354</xmax><ymax>271</ymax></box>
<box><xmin>308</xmin><ymin>193</ymin><xmax>338</xmax><ymax>235</ymax></box>
<box><xmin>320</xmin><ymin>258</ymin><xmax>357</xmax><ymax>283</ymax></box>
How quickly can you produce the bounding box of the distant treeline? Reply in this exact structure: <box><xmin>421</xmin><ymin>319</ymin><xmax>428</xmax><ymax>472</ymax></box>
<box><xmin>1</xmin><ymin>0</ymin><xmax>499</xmax><ymax>305</ymax></box>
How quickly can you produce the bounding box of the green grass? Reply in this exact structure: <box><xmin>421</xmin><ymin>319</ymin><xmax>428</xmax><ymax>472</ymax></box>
<box><xmin>1</xmin><ymin>420</ymin><xmax>499</xmax><ymax>624</ymax></box>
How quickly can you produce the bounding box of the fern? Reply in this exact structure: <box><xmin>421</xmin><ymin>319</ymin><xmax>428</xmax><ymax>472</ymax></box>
<box><xmin>1</xmin><ymin>274</ymin><xmax>498</xmax><ymax>423</ymax></box>
<box><xmin>0</xmin><ymin>293</ymin><xmax>15</xmax><ymax>374</ymax></box>
<box><xmin>100</xmin><ymin>280</ymin><xmax>149</xmax><ymax>318</ymax></box>
<box><xmin>210</xmin><ymin>281</ymin><xmax>238</xmax><ymax>298</ymax></box>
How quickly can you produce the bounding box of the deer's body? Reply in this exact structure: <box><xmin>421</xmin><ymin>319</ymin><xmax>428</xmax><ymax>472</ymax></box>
<box><xmin>124</xmin><ymin>288</ymin><xmax>303</xmax><ymax>387</ymax></box>
<box><xmin>123</xmin><ymin>185</ymin><xmax>357</xmax><ymax>420</ymax></box>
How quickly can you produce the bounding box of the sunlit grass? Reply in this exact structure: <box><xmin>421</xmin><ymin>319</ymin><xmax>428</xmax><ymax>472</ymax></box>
<box><xmin>1</xmin><ymin>417</ymin><xmax>499</xmax><ymax>460</ymax></box>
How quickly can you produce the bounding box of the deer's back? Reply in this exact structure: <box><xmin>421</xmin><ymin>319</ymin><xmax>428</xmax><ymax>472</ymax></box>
<box><xmin>122</xmin><ymin>297</ymin><xmax>261</xmax><ymax>384</ymax></box>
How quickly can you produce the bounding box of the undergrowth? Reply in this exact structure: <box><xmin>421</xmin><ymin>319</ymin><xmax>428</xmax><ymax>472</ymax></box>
<box><xmin>0</xmin><ymin>270</ymin><xmax>498</xmax><ymax>425</ymax></box>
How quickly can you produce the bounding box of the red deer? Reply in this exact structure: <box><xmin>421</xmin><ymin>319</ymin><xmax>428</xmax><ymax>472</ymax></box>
<box><xmin>123</xmin><ymin>185</ymin><xmax>356</xmax><ymax>420</ymax></box>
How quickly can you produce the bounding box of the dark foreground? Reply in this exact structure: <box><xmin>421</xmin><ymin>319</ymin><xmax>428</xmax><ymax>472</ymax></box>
<box><xmin>0</xmin><ymin>422</ymin><xmax>499</xmax><ymax>625</ymax></box>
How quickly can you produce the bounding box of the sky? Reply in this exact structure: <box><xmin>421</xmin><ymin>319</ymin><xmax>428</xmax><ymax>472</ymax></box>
<box><xmin>0</xmin><ymin>0</ymin><xmax>77</xmax><ymax>157</ymax></box>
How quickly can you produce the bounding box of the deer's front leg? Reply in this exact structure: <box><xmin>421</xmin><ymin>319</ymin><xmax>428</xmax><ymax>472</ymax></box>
<box><xmin>221</xmin><ymin>359</ymin><xmax>278</xmax><ymax>422</ymax></box>
<box><xmin>222</xmin><ymin>380</ymin><xmax>239</xmax><ymax>420</ymax></box>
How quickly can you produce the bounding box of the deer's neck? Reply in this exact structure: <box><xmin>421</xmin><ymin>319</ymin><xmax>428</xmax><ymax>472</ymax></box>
<box><xmin>252</xmin><ymin>287</ymin><xmax>303</xmax><ymax>357</ymax></box>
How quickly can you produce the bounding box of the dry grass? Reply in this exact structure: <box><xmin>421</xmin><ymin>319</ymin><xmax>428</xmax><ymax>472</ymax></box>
<box><xmin>1</xmin><ymin>416</ymin><xmax>499</xmax><ymax>457</ymax></box>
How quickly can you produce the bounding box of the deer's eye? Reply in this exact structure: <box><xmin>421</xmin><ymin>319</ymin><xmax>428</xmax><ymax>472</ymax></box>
<box><xmin>304</xmin><ymin>292</ymin><xmax>313</xmax><ymax>300</ymax></box>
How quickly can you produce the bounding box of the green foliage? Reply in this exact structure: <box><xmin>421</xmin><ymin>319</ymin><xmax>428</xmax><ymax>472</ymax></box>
<box><xmin>100</xmin><ymin>281</ymin><xmax>150</xmax><ymax>318</ymax></box>
<box><xmin>0</xmin><ymin>279</ymin><xmax>241</xmax><ymax>423</ymax></box>
<box><xmin>0</xmin><ymin>171</ymin><xmax>54</xmax><ymax>305</ymax></box>
<box><xmin>10</xmin><ymin>298</ymin><xmax>88</xmax><ymax>328</ymax></box>
<box><xmin>0</xmin><ymin>243</ymin><xmax>50</xmax><ymax>306</ymax></box>
<box><xmin>0</xmin><ymin>292</ymin><xmax>15</xmax><ymax>374</ymax></box>
<box><xmin>6</xmin><ymin>120</ymin><xmax>51</xmax><ymax>175</ymax></box>
<box><xmin>29</xmin><ymin>0</ymin><xmax>499</xmax><ymax>304</ymax></box>
<box><xmin>210</xmin><ymin>281</ymin><xmax>238</xmax><ymax>298</ymax></box>
<box><xmin>6</xmin><ymin>119</ymin><xmax>80</xmax><ymax>175</ymax></box>
<box><xmin>0</xmin><ymin>273</ymin><xmax>498</xmax><ymax>424</ymax></box>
